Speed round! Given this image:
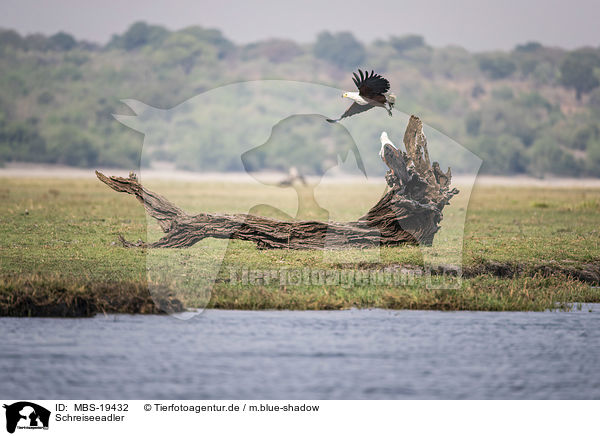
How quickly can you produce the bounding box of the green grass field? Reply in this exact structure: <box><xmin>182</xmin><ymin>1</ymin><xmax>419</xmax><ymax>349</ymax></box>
<box><xmin>1</xmin><ymin>176</ymin><xmax>599</xmax><ymax>315</ymax></box>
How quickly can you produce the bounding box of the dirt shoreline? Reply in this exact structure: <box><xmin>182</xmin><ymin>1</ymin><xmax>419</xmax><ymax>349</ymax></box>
<box><xmin>1</xmin><ymin>261</ymin><xmax>598</xmax><ymax>316</ymax></box>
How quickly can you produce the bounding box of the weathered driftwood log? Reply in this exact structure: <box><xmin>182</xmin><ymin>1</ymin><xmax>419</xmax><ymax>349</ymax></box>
<box><xmin>97</xmin><ymin>115</ymin><xmax>457</xmax><ymax>249</ymax></box>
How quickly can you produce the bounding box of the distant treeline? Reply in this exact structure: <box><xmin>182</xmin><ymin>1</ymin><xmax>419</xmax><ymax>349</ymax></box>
<box><xmin>1</xmin><ymin>23</ymin><xmax>600</xmax><ymax>176</ymax></box>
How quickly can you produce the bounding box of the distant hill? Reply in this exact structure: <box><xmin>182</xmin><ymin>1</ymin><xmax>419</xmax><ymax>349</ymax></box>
<box><xmin>1</xmin><ymin>22</ymin><xmax>600</xmax><ymax>177</ymax></box>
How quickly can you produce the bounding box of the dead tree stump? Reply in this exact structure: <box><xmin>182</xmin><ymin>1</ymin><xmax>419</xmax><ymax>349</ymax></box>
<box><xmin>97</xmin><ymin>115</ymin><xmax>458</xmax><ymax>249</ymax></box>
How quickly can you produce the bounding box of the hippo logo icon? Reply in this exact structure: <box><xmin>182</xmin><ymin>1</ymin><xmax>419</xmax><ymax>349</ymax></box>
<box><xmin>3</xmin><ymin>402</ymin><xmax>50</xmax><ymax>433</ymax></box>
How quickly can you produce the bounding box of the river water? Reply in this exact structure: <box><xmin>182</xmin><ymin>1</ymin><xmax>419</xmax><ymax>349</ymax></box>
<box><xmin>1</xmin><ymin>307</ymin><xmax>599</xmax><ymax>399</ymax></box>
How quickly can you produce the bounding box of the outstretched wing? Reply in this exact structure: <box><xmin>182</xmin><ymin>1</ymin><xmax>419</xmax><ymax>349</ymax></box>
<box><xmin>326</xmin><ymin>102</ymin><xmax>374</xmax><ymax>123</ymax></box>
<box><xmin>353</xmin><ymin>69</ymin><xmax>390</xmax><ymax>98</ymax></box>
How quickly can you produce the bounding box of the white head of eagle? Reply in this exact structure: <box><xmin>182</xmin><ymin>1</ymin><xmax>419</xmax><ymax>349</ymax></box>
<box><xmin>379</xmin><ymin>131</ymin><xmax>396</xmax><ymax>159</ymax></box>
<box><xmin>327</xmin><ymin>69</ymin><xmax>395</xmax><ymax>123</ymax></box>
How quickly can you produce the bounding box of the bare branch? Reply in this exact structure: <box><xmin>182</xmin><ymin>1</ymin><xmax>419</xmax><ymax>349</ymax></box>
<box><xmin>96</xmin><ymin>116</ymin><xmax>457</xmax><ymax>248</ymax></box>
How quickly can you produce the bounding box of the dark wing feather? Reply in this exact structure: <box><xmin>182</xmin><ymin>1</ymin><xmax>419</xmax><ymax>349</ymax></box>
<box><xmin>354</xmin><ymin>69</ymin><xmax>390</xmax><ymax>98</ymax></box>
<box><xmin>326</xmin><ymin>102</ymin><xmax>374</xmax><ymax>123</ymax></box>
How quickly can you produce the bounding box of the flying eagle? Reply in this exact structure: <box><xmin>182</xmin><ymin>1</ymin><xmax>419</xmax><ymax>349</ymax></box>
<box><xmin>327</xmin><ymin>69</ymin><xmax>396</xmax><ymax>123</ymax></box>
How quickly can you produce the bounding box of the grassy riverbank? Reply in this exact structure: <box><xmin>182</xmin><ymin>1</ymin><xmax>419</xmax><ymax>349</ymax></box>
<box><xmin>1</xmin><ymin>176</ymin><xmax>599</xmax><ymax>315</ymax></box>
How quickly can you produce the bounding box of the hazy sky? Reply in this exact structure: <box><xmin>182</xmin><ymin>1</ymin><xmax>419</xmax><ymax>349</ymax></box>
<box><xmin>0</xmin><ymin>0</ymin><xmax>598</xmax><ymax>51</ymax></box>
